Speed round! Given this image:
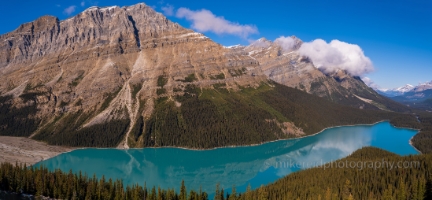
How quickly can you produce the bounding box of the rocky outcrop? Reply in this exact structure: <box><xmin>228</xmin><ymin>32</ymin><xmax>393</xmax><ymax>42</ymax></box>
<box><xmin>0</xmin><ymin>3</ymin><xmax>266</xmax><ymax>147</ymax></box>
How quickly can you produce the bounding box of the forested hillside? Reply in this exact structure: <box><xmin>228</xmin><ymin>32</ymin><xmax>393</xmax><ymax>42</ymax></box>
<box><xmin>131</xmin><ymin>82</ymin><xmax>421</xmax><ymax>149</ymax></box>
<box><xmin>245</xmin><ymin>147</ymin><xmax>432</xmax><ymax>200</ymax></box>
<box><xmin>412</xmin><ymin>112</ymin><xmax>432</xmax><ymax>153</ymax></box>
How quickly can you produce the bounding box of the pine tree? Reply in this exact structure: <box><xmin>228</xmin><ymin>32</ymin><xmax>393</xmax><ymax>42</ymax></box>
<box><xmin>215</xmin><ymin>183</ymin><xmax>221</xmax><ymax>200</ymax></box>
<box><xmin>144</xmin><ymin>182</ymin><xmax>148</xmax><ymax>200</ymax></box>
<box><xmin>245</xmin><ymin>184</ymin><xmax>252</xmax><ymax>200</ymax></box>
<box><xmin>397</xmin><ymin>178</ymin><xmax>406</xmax><ymax>200</ymax></box>
<box><xmin>150</xmin><ymin>186</ymin><xmax>157</xmax><ymax>200</ymax></box>
<box><xmin>417</xmin><ymin>177</ymin><xmax>426</xmax><ymax>200</ymax></box>
<box><xmin>158</xmin><ymin>186</ymin><xmax>162</xmax><ymax>200</ymax></box>
<box><xmin>180</xmin><ymin>180</ymin><xmax>187</xmax><ymax>200</ymax></box>
<box><xmin>410</xmin><ymin>176</ymin><xmax>418</xmax><ymax>200</ymax></box>
<box><xmin>343</xmin><ymin>179</ymin><xmax>352</xmax><ymax>200</ymax></box>
<box><xmin>426</xmin><ymin>173</ymin><xmax>432</xmax><ymax>200</ymax></box>
<box><xmin>325</xmin><ymin>187</ymin><xmax>332</xmax><ymax>200</ymax></box>
<box><xmin>229</xmin><ymin>185</ymin><xmax>236</xmax><ymax>200</ymax></box>
<box><xmin>258</xmin><ymin>185</ymin><xmax>268</xmax><ymax>200</ymax></box>
<box><xmin>383</xmin><ymin>185</ymin><xmax>393</xmax><ymax>200</ymax></box>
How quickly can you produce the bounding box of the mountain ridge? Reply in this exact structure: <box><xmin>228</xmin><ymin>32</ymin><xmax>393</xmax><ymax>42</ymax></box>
<box><xmin>0</xmin><ymin>3</ymin><xmax>415</xmax><ymax>149</ymax></box>
<box><xmin>378</xmin><ymin>81</ymin><xmax>432</xmax><ymax>97</ymax></box>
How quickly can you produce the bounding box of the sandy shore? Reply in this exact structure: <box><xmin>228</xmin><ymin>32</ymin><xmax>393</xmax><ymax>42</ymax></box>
<box><xmin>0</xmin><ymin>136</ymin><xmax>74</xmax><ymax>166</ymax></box>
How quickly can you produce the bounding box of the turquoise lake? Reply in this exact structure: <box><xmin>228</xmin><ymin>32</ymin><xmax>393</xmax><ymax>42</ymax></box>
<box><xmin>34</xmin><ymin>122</ymin><xmax>418</xmax><ymax>196</ymax></box>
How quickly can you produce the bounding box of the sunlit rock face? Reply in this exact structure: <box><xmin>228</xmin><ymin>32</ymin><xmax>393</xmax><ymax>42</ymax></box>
<box><xmin>0</xmin><ymin>3</ymin><xmax>265</xmax><ymax>137</ymax></box>
<box><xmin>231</xmin><ymin>37</ymin><xmax>398</xmax><ymax>110</ymax></box>
<box><xmin>0</xmin><ymin>3</ymin><xmax>404</xmax><ymax>146</ymax></box>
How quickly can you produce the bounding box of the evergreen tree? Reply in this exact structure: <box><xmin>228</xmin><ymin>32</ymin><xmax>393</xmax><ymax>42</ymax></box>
<box><xmin>150</xmin><ymin>186</ymin><xmax>156</xmax><ymax>200</ymax></box>
<box><xmin>397</xmin><ymin>178</ymin><xmax>406</xmax><ymax>200</ymax></box>
<box><xmin>215</xmin><ymin>183</ymin><xmax>221</xmax><ymax>200</ymax></box>
<box><xmin>325</xmin><ymin>187</ymin><xmax>332</xmax><ymax>200</ymax></box>
<box><xmin>425</xmin><ymin>175</ymin><xmax>432</xmax><ymax>200</ymax></box>
<box><xmin>245</xmin><ymin>184</ymin><xmax>252</xmax><ymax>200</ymax></box>
<box><xmin>180</xmin><ymin>180</ymin><xmax>187</xmax><ymax>200</ymax></box>
<box><xmin>258</xmin><ymin>185</ymin><xmax>267</xmax><ymax>200</ymax></box>
<box><xmin>343</xmin><ymin>179</ymin><xmax>352</xmax><ymax>200</ymax></box>
<box><xmin>228</xmin><ymin>185</ymin><xmax>236</xmax><ymax>200</ymax></box>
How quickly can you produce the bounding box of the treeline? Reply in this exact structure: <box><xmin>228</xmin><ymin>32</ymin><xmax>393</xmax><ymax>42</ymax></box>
<box><xmin>2</xmin><ymin>147</ymin><xmax>432</xmax><ymax>200</ymax></box>
<box><xmin>139</xmin><ymin>89</ymin><xmax>283</xmax><ymax>148</ymax></box>
<box><xmin>33</xmin><ymin>110</ymin><xmax>130</xmax><ymax>147</ymax></box>
<box><xmin>131</xmin><ymin>83</ymin><xmax>421</xmax><ymax>149</ymax></box>
<box><xmin>0</xmin><ymin>95</ymin><xmax>40</xmax><ymax>137</ymax></box>
<box><xmin>1</xmin><ymin>81</ymin><xmax>422</xmax><ymax>149</ymax></box>
<box><xmin>412</xmin><ymin>112</ymin><xmax>432</xmax><ymax>153</ymax></box>
<box><xmin>246</xmin><ymin>147</ymin><xmax>432</xmax><ymax>200</ymax></box>
<box><xmin>0</xmin><ymin>88</ymin><xmax>130</xmax><ymax>147</ymax></box>
<box><xmin>0</xmin><ymin>163</ymin><xmax>208</xmax><ymax>200</ymax></box>
<box><xmin>259</xmin><ymin>83</ymin><xmax>420</xmax><ymax>134</ymax></box>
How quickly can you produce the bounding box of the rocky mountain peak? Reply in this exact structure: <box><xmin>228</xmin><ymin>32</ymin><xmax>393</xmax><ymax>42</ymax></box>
<box><xmin>0</xmin><ymin>3</ymin><xmax>265</xmax><ymax>148</ymax></box>
<box><xmin>0</xmin><ymin>3</ymin><xmax>399</xmax><ymax>149</ymax></box>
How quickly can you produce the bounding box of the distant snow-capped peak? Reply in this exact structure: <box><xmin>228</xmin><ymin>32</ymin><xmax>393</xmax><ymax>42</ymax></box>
<box><xmin>414</xmin><ymin>81</ymin><xmax>432</xmax><ymax>92</ymax></box>
<box><xmin>395</xmin><ymin>84</ymin><xmax>414</xmax><ymax>93</ymax></box>
<box><xmin>376</xmin><ymin>81</ymin><xmax>432</xmax><ymax>97</ymax></box>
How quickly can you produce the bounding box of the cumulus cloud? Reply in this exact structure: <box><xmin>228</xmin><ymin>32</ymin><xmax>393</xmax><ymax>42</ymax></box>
<box><xmin>63</xmin><ymin>5</ymin><xmax>77</xmax><ymax>15</ymax></box>
<box><xmin>361</xmin><ymin>77</ymin><xmax>380</xmax><ymax>89</ymax></box>
<box><xmin>161</xmin><ymin>4</ymin><xmax>174</xmax><ymax>16</ymax></box>
<box><xmin>175</xmin><ymin>8</ymin><xmax>258</xmax><ymax>38</ymax></box>
<box><xmin>274</xmin><ymin>36</ymin><xmax>296</xmax><ymax>52</ymax></box>
<box><xmin>298</xmin><ymin>39</ymin><xmax>374</xmax><ymax>76</ymax></box>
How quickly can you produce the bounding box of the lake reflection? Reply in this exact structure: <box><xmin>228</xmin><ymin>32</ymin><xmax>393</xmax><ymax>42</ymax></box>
<box><xmin>35</xmin><ymin>122</ymin><xmax>418</xmax><ymax>196</ymax></box>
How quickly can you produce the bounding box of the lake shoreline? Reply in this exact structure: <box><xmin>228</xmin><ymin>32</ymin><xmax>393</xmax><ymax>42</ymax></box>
<box><xmin>33</xmin><ymin>121</ymin><xmax>420</xmax><ymax>196</ymax></box>
<box><xmin>2</xmin><ymin>120</ymin><xmax>420</xmax><ymax>166</ymax></box>
<box><xmin>409</xmin><ymin>136</ymin><xmax>422</xmax><ymax>154</ymax></box>
<box><xmin>120</xmin><ymin>120</ymin><xmax>420</xmax><ymax>152</ymax></box>
<box><xmin>0</xmin><ymin>136</ymin><xmax>75</xmax><ymax>166</ymax></box>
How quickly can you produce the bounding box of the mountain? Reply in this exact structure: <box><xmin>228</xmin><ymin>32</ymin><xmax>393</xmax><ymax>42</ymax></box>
<box><xmin>378</xmin><ymin>81</ymin><xmax>432</xmax><ymax>98</ymax></box>
<box><xmin>0</xmin><ymin>3</ymin><xmax>266</xmax><ymax>147</ymax></box>
<box><xmin>389</xmin><ymin>89</ymin><xmax>432</xmax><ymax>112</ymax></box>
<box><xmin>391</xmin><ymin>89</ymin><xmax>432</xmax><ymax>102</ymax></box>
<box><xmin>0</xmin><ymin>3</ymin><xmax>415</xmax><ymax>149</ymax></box>
<box><xmin>413</xmin><ymin>81</ymin><xmax>432</xmax><ymax>92</ymax></box>
<box><xmin>232</xmin><ymin>37</ymin><xmax>409</xmax><ymax>112</ymax></box>
<box><xmin>376</xmin><ymin>81</ymin><xmax>432</xmax><ymax>111</ymax></box>
<box><xmin>377</xmin><ymin>84</ymin><xmax>414</xmax><ymax>97</ymax></box>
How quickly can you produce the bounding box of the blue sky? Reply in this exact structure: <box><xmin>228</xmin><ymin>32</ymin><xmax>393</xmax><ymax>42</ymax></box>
<box><xmin>1</xmin><ymin>0</ymin><xmax>431</xmax><ymax>89</ymax></box>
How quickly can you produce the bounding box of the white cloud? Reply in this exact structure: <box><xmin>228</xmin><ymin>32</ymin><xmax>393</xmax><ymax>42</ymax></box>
<box><xmin>81</xmin><ymin>1</ymin><xmax>85</xmax><ymax>7</ymax></box>
<box><xmin>361</xmin><ymin>77</ymin><xmax>380</xmax><ymax>89</ymax></box>
<box><xmin>298</xmin><ymin>39</ymin><xmax>374</xmax><ymax>76</ymax></box>
<box><xmin>274</xmin><ymin>36</ymin><xmax>296</xmax><ymax>52</ymax></box>
<box><xmin>176</xmin><ymin>8</ymin><xmax>258</xmax><ymax>38</ymax></box>
<box><xmin>63</xmin><ymin>5</ymin><xmax>76</xmax><ymax>15</ymax></box>
<box><xmin>161</xmin><ymin>4</ymin><xmax>174</xmax><ymax>16</ymax></box>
